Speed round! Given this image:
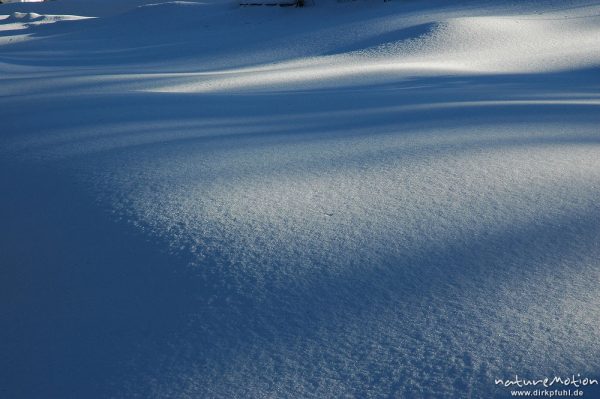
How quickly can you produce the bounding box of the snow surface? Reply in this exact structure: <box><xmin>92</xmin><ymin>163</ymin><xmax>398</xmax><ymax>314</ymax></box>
<box><xmin>1</xmin><ymin>0</ymin><xmax>600</xmax><ymax>398</ymax></box>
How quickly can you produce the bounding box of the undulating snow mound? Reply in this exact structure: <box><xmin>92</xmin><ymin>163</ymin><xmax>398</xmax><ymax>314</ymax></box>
<box><xmin>0</xmin><ymin>11</ymin><xmax>91</xmax><ymax>45</ymax></box>
<box><xmin>0</xmin><ymin>0</ymin><xmax>168</xmax><ymax>17</ymax></box>
<box><xmin>151</xmin><ymin>11</ymin><xmax>600</xmax><ymax>92</ymax></box>
<box><xmin>403</xmin><ymin>15</ymin><xmax>600</xmax><ymax>73</ymax></box>
<box><xmin>1</xmin><ymin>1</ymin><xmax>600</xmax><ymax>398</ymax></box>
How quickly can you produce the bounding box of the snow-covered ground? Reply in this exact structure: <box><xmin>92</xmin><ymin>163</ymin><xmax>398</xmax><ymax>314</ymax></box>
<box><xmin>1</xmin><ymin>0</ymin><xmax>600</xmax><ymax>398</ymax></box>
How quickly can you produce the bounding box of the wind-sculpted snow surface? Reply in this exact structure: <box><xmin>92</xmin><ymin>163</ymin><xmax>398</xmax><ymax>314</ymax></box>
<box><xmin>1</xmin><ymin>1</ymin><xmax>600</xmax><ymax>398</ymax></box>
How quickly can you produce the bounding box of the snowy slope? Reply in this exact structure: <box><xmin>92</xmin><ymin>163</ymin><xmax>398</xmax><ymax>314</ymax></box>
<box><xmin>1</xmin><ymin>1</ymin><xmax>600</xmax><ymax>398</ymax></box>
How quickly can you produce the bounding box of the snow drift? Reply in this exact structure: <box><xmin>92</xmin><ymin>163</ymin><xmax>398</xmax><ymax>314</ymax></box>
<box><xmin>1</xmin><ymin>0</ymin><xmax>600</xmax><ymax>398</ymax></box>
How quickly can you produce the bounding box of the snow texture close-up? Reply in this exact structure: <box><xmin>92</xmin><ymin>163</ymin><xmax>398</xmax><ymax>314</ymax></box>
<box><xmin>1</xmin><ymin>0</ymin><xmax>600</xmax><ymax>398</ymax></box>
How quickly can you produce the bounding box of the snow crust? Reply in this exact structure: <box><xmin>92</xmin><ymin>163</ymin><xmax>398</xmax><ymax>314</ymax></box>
<box><xmin>1</xmin><ymin>0</ymin><xmax>600</xmax><ymax>398</ymax></box>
